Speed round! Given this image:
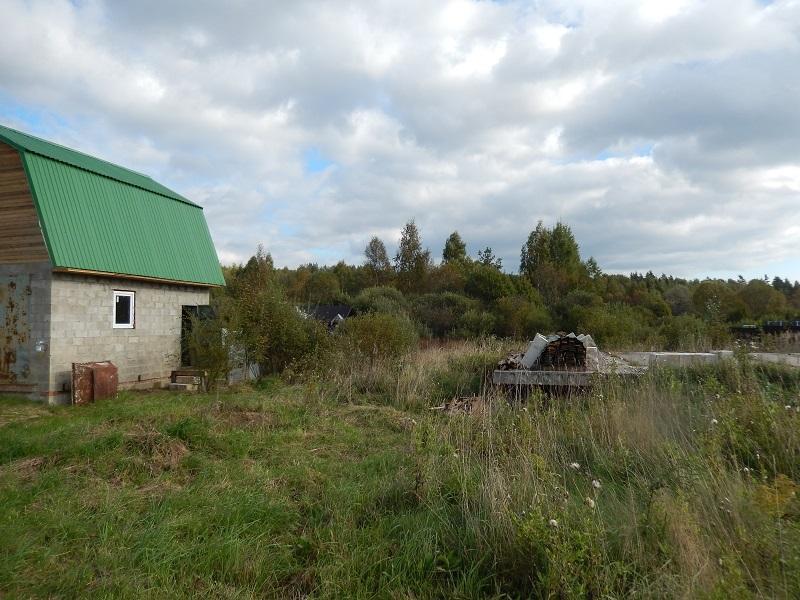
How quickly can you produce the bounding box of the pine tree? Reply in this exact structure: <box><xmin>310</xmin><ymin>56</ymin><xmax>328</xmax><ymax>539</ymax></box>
<box><xmin>477</xmin><ymin>246</ymin><xmax>502</xmax><ymax>270</ymax></box>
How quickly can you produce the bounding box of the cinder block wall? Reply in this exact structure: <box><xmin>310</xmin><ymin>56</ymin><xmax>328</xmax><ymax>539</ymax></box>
<box><xmin>0</xmin><ymin>262</ymin><xmax>51</xmax><ymax>398</ymax></box>
<box><xmin>48</xmin><ymin>273</ymin><xmax>209</xmax><ymax>402</ymax></box>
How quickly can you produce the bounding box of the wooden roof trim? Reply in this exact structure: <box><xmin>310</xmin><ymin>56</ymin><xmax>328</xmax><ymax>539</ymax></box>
<box><xmin>52</xmin><ymin>267</ymin><xmax>222</xmax><ymax>288</ymax></box>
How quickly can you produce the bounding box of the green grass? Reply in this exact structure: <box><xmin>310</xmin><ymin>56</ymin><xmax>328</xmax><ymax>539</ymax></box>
<box><xmin>0</xmin><ymin>388</ymin><xmax>436</xmax><ymax>598</ymax></box>
<box><xmin>1</xmin><ymin>348</ymin><xmax>799</xmax><ymax>598</ymax></box>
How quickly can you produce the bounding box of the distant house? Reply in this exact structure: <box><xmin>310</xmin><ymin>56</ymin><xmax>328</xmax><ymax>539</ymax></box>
<box><xmin>300</xmin><ymin>304</ymin><xmax>355</xmax><ymax>331</ymax></box>
<box><xmin>0</xmin><ymin>125</ymin><xmax>224</xmax><ymax>402</ymax></box>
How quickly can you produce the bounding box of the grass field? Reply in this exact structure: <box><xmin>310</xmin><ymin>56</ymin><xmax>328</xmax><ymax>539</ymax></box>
<box><xmin>1</xmin><ymin>345</ymin><xmax>799</xmax><ymax>598</ymax></box>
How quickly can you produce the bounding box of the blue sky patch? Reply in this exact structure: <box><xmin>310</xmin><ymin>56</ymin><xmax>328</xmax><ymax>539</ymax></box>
<box><xmin>303</xmin><ymin>147</ymin><xmax>335</xmax><ymax>173</ymax></box>
<box><xmin>595</xmin><ymin>143</ymin><xmax>654</xmax><ymax>161</ymax></box>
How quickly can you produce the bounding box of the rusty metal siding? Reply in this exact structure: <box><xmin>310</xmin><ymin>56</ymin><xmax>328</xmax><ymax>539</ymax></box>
<box><xmin>21</xmin><ymin>152</ymin><xmax>224</xmax><ymax>286</ymax></box>
<box><xmin>0</xmin><ymin>274</ymin><xmax>32</xmax><ymax>383</ymax></box>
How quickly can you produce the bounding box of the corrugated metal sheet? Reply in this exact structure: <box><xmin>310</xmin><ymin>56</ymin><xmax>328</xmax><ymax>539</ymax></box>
<box><xmin>23</xmin><ymin>153</ymin><xmax>224</xmax><ymax>285</ymax></box>
<box><xmin>0</xmin><ymin>124</ymin><xmax>224</xmax><ymax>286</ymax></box>
<box><xmin>0</xmin><ymin>124</ymin><xmax>196</xmax><ymax>205</ymax></box>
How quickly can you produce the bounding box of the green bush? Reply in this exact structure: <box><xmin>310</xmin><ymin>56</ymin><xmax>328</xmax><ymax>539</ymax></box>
<box><xmin>659</xmin><ymin>314</ymin><xmax>709</xmax><ymax>351</ymax></box>
<box><xmin>235</xmin><ymin>284</ymin><xmax>329</xmax><ymax>375</ymax></box>
<box><xmin>352</xmin><ymin>286</ymin><xmax>409</xmax><ymax>315</ymax></box>
<box><xmin>186</xmin><ymin>313</ymin><xmax>234</xmax><ymax>391</ymax></box>
<box><xmin>494</xmin><ymin>295</ymin><xmax>552</xmax><ymax>339</ymax></box>
<box><xmin>455</xmin><ymin>308</ymin><xmax>496</xmax><ymax>338</ymax></box>
<box><xmin>571</xmin><ymin>303</ymin><xmax>653</xmax><ymax>349</ymax></box>
<box><xmin>411</xmin><ymin>293</ymin><xmax>478</xmax><ymax>338</ymax></box>
<box><xmin>464</xmin><ymin>263</ymin><xmax>515</xmax><ymax>304</ymax></box>
<box><xmin>337</xmin><ymin>313</ymin><xmax>418</xmax><ymax>361</ymax></box>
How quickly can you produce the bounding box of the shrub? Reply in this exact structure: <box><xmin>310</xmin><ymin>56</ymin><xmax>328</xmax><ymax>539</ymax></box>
<box><xmin>571</xmin><ymin>303</ymin><xmax>653</xmax><ymax>349</ymax></box>
<box><xmin>411</xmin><ymin>293</ymin><xmax>478</xmax><ymax>338</ymax></box>
<box><xmin>659</xmin><ymin>314</ymin><xmax>709</xmax><ymax>351</ymax></box>
<box><xmin>337</xmin><ymin>313</ymin><xmax>418</xmax><ymax>361</ymax></box>
<box><xmin>186</xmin><ymin>312</ymin><xmax>234</xmax><ymax>391</ymax></box>
<box><xmin>465</xmin><ymin>263</ymin><xmax>515</xmax><ymax>304</ymax></box>
<box><xmin>234</xmin><ymin>284</ymin><xmax>329</xmax><ymax>375</ymax></box>
<box><xmin>455</xmin><ymin>308</ymin><xmax>496</xmax><ymax>338</ymax></box>
<box><xmin>352</xmin><ymin>286</ymin><xmax>409</xmax><ymax>316</ymax></box>
<box><xmin>494</xmin><ymin>295</ymin><xmax>552</xmax><ymax>339</ymax></box>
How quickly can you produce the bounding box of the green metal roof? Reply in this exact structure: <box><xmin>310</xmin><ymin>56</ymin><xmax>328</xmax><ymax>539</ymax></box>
<box><xmin>0</xmin><ymin>124</ymin><xmax>224</xmax><ymax>286</ymax></box>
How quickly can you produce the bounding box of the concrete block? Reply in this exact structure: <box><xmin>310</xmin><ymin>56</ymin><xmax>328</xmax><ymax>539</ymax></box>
<box><xmin>493</xmin><ymin>369</ymin><xmax>594</xmax><ymax>387</ymax></box>
<box><xmin>749</xmin><ymin>353</ymin><xmax>800</xmax><ymax>368</ymax></box>
<box><xmin>649</xmin><ymin>353</ymin><xmax>718</xmax><ymax>367</ymax></box>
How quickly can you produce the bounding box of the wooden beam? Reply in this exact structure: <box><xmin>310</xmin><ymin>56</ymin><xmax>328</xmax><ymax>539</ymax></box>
<box><xmin>52</xmin><ymin>267</ymin><xmax>221</xmax><ymax>288</ymax></box>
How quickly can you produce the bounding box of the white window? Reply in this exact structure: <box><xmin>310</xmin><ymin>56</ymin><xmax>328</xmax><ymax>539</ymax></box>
<box><xmin>113</xmin><ymin>291</ymin><xmax>135</xmax><ymax>329</ymax></box>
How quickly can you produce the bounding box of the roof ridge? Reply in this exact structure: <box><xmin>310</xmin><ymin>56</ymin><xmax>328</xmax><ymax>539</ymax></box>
<box><xmin>0</xmin><ymin>123</ymin><xmax>201</xmax><ymax>208</ymax></box>
<box><xmin>0</xmin><ymin>123</ymin><xmax>154</xmax><ymax>180</ymax></box>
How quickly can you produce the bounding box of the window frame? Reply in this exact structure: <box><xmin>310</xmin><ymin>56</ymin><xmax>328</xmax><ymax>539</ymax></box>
<box><xmin>112</xmin><ymin>290</ymin><xmax>136</xmax><ymax>329</ymax></box>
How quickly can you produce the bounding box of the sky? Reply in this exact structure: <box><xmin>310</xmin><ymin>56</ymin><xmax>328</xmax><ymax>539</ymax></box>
<box><xmin>1</xmin><ymin>0</ymin><xmax>799</xmax><ymax>281</ymax></box>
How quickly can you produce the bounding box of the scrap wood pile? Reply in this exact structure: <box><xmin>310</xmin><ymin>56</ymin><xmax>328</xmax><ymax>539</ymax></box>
<box><xmin>538</xmin><ymin>335</ymin><xmax>587</xmax><ymax>369</ymax></box>
<box><xmin>497</xmin><ymin>353</ymin><xmax>524</xmax><ymax>370</ymax></box>
<box><xmin>497</xmin><ymin>332</ymin><xmax>598</xmax><ymax>372</ymax></box>
<box><xmin>430</xmin><ymin>396</ymin><xmax>486</xmax><ymax>415</ymax></box>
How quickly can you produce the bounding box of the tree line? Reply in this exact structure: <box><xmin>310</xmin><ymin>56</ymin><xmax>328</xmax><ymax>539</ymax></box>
<box><xmin>215</xmin><ymin>219</ymin><xmax>800</xmax><ymax>358</ymax></box>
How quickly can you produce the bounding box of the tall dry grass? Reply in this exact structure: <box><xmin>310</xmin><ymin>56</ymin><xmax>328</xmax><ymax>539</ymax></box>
<box><xmin>414</xmin><ymin>356</ymin><xmax>800</xmax><ymax>597</ymax></box>
<box><xmin>300</xmin><ymin>337</ymin><xmax>800</xmax><ymax>595</ymax></box>
<box><xmin>308</xmin><ymin>338</ymin><xmax>515</xmax><ymax>410</ymax></box>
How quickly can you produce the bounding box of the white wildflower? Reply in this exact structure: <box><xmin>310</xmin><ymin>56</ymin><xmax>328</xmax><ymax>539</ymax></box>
<box><xmin>592</xmin><ymin>479</ymin><xmax>602</xmax><ymax>490</ymax></box>
<box><xmin>743</xmin><ymin>467</ymin><xmax>751</xmax><ymax>474</ymax></box>
<box><xmin>549</xmin><ymin>519</ymin><xmax>558</xmax><ymax>528</ymax></box>
<box><xmin>711</xmin><ymin>418</ymin><xmax>718</xmax><ymax>425</ymax></box>
<box><xmin>570</xmin><ymin>462</ymin><xmax>581</xmax><ymax>470</ymax></box>
<box><xmin>786</xmin><ymin>405</ymin><xmax>792</xmax><ymax>410</ymax></box>
<box><xmin>585</xmin><ymin>497</ymin><xmax>595</xmax><ymax>509</ymax></box>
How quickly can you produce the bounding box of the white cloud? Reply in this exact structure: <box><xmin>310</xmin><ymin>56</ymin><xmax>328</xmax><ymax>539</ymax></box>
<box><xmin>0</xmin><ymin>0</ymin><xmax>798</xmax><ymax>279</ymax></box>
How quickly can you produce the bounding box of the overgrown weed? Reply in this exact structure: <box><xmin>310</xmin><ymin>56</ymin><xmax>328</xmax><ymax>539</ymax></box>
<box><xmin>1</xmin><ymin>344</ymin><xmax>798</xmax><ymax>597</ymax></box>
<box><xmin>417</xmin><ymin>352</ymin><xmax>800</xmax><ymax>597</ymax></box>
